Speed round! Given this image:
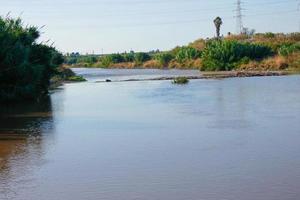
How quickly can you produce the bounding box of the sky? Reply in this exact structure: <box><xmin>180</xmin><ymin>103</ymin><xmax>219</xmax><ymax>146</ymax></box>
<box><xmin>0</xmin><ymin>0</ymin><xmax>298</xmax><ymax>54</ymax></box>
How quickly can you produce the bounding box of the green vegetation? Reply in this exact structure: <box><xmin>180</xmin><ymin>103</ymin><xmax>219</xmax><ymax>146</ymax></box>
<box><xmin>278</xmin><ymin>44</ymin><xmax>300</xmax><ymax>57</ymax></box>
<box><xmin>175</xmin><ymin>46</ymin><xmax>201</xmax><ymax>63</ymax></box>
<box><xmin>172</xmin><ymin>77</ymin><xmax>189</xmax><ymax>84</ymax></box>
<box><xmin>65</xmin><ymin>32</ymin><xmax>300</xmax><ymax>72</ymax></box>
<box><xmin>134</xmin><ymin>52</ymin><xmax>151</xmax><ymax>64</ymax></box>
<box><xmin>66</xmin><ymin>76</ymin><xmax>86</xmax><ymax>82</ymax></box>
<box><xmin>201</xmin><ymin>40</ymin><xmax>273</xmax><ymax>71</ymax></box>
<box><xmin>155</xmin><ymin>52</ymin><xmax>174</xmax><ymax>67</ymax></box>
<box><xmin>0</xmin><ymin>16</ymin><xmax>64</xmax><ymax>102</ymax></box>
<box><xmin>3</xmin><ymin>15</ymin><xmax>299</xmax><ymax>103</ymax></box>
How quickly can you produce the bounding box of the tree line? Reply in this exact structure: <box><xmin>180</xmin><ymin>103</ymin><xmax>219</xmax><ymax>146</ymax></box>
<box><xmin>65</xmin><ymin>32</ymin><xmax>300</xmax><ymax>71</ymax></box>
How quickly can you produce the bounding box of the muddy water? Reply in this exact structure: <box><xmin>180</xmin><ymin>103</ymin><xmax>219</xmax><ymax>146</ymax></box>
<box><xmin>1</xmin><ymin>69</ymin><xmax>300</xmax><ymax>200</ymax></box>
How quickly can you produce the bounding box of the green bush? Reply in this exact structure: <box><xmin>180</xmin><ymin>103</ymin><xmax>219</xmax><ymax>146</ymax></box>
<box><xmin>123</xmin><ymin>52</ymin><xmax>135</xmax><ymax>62</ymax></box>
<box><xmin>134</xmin><ymin>52</ymin><xmax>151</xmax><ymax>64</ymax></box>
<box><xmin>278</xmin><ymin>44</ymin><xmax>300</xmax><ymax>56</ymax></box>
<box><xmin>172</xmin><ymin>77</ymin><xmax>189</xmax><ymax>84</ymax></box>
<box><xmin>100</xmin><ymin>56</ymin><xmax>112</xmax><ymax>67</ymax></box>
<box><xmin>155</xmin><ymin>53</ymin><xmax>174</xmax><ymax>67</ymax></box>
<box><xmin>99</xmin><ymin>54</ymin><xmax>125</xmax><ymax>67</ymax></box>
<box><xmin>201</xmin><ymin>40</ymin><xmax>273</xmax><ymax>71</ymax></box>
<box><xmin>175</xmin><ymin>47</ymin><xmax>201</xmax><ymax>63</ymax></box>
<box><xmin>110</xmin><ymin>54</ymin><xmax>125</xmax><ymax>63</ymax></box>
<box><xmin>0</xmin><ymin>16</ymin><xmax>63</xmax><ymax>101</ymax></box>
<box><xmin>264</xmin><ymin>32</ymin><xmax>276</xmax><ymax>38</ymax></box>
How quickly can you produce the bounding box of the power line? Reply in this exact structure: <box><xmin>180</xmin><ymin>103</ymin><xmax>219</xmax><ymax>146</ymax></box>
<box><xmin>93</xmin><ymin>9</ymin><xmax>297</xmax><ymax>29</ymax></box>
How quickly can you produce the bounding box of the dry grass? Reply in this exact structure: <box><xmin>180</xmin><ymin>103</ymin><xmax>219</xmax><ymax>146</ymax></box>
<box><xmin>239</xmin><ymin>56</ymin><xmax>287</xmax><ymax>71</ymax></box>
<box><xmin>142</xmin><ymin>60</ymin><xmax>162</xmax><ymax>68</ymax></box>
<box><xmin>225</xmin><ymin>33</ymin><xmax>300</xmax><ymax>52</ymax></box>
<box><xmin>238</xmin><ymin>53</ymin><xmax>300</xmax><ymax>71</ymax></box>
<box><xmin>109</xmin><ymin>62</ymin><xmax>136</xmax><ymax>68</ymax></box>
<box><xmin>285</xmin><ymin>53</ymin><xmax>300</xmax><ymax>71</ymax></box>
<box><xmin>167</xmin><ymin>59</ymin><xmax>202</xmax><ymax>69</ymax></box>
<box><xmin>188</xmin><ymin>39</ymin><xmax>206</xmax><ymax>51</ymax></box>
<box><xmin>225</xmin><ymin>34</ymin><xmax>250</xmax><ymax>42</ymax></box>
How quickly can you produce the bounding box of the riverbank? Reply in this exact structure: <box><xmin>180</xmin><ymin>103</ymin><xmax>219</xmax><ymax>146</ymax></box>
<box><xmin>64</xmin><ymin>33</ymin><xmax>300</xmax><ymax>73</ymax></box>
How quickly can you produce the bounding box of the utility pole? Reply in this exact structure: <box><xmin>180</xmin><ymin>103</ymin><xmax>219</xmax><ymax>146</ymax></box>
<box><xmin>235</xmin><ymin>0</ymin><xmax>244</xmax><ymax>34</ymax></box>
<box><xmin>298</xmin><ymin>0</ymin><xmax>300</xmax><ymax>32</ymax></box>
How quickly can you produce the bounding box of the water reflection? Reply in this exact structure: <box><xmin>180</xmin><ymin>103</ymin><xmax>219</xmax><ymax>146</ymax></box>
<box><xmin>0</xmin><ymin>97</ymin><xmax>54</xmax><ymax>199</ymax></box>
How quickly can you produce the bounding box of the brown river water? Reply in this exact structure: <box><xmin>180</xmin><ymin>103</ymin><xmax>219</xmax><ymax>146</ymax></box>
<box><xmin>0</xmin><ymin>69</ymin><xmax>300</xmax><ymax>200</ymax></box>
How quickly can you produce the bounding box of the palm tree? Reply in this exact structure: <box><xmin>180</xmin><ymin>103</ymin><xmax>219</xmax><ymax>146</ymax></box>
<box><xmin>214</xmin><ymin>17</ymin><xmax>223</xmax><ymax>38</ymax></box>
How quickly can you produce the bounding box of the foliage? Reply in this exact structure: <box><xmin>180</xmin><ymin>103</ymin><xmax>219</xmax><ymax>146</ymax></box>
<box><xmin>175</xmin><ymin>47</ymin><xmax>201</xmax><ymax>63</ymax></box>
<box><xmin>155</xmin><ymin>52</ymin><xmax>174</xmax><ymax>67</ymax></box>
<box><xmin>99</xmin><ymin>52</ymin><xmax>152</xmax><ymax>67</ymax></box>
<box><xmin>123</xmin><ymin>52</ymin><xmax>135</xmax><ymax>62</ymax></box>
<box><xmin>109</xmin><ymin>54</ymin><xmax>125</xmax><ymax>63</ymax></box>
<box><xmin>63</xmin><ymin>32</ymin><xmax>300</xmax><ymax>71</ymax></box>
<box><xmin>264</xmin><ymin>32</ymin><xmax>276</xmax><ymax>38</ymax></box>
<box><xmin>66</xmin><ymin>76</ymin><xmax>86</xmax><ymax>82</ymax></box>
<box><xmin>134</xmin><ymin>52</ymin><xmax>151</xmax><ymax>64</ymax></box>
<box><xmin>64</xmin><ymin>53</ymin><xmax>98</xmax><ymax>66</ymax></box>
<box><xmin>172</xmin><ymin>77</ymin><xmax>189</xmax><ymax>84</ymax></box>
<box><xmin>0</xmin><ymin>16</ymin><xmax>63</xmax><ymax>101</ymax></box>
<box><xmin>201</xmin><ymin>40</ymin><xmax>273</xmax><ymax>71</ymax></box>
<box><xmin>78</xmin><ymin>56</ymin><xmax>98</xmax><ymax>64</ymax></box>
<box><xmin>278</xmin><ymin>44</ymin><xmax>300</xmax><ymax>57</ymax></box>
<box><xmin>100</xmin><ymin>56</ymin><xmax>112</xmax><ymax>67</ymax></box>
<box><xmin>250</xmin><ymin>33</ymin><xmax>300</xmax><ymax>52</ymax></box>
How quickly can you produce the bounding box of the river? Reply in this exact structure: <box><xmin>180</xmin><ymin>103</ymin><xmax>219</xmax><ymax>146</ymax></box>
<box><xmin>1</xmin><ymin>69</ymin><xmax>300</xmax><ymax>200</ymax></box>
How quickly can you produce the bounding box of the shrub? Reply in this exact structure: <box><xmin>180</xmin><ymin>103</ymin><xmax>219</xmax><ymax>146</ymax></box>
<box><xmin>155</xmin><ymin>53</ymin><xmax>174</xmax><ymax>67</ymax></box>
<box><xmin>123</xmin><ymin>52</ymin><xmax>135</xmax><ymax>62</ymax></box>
<box><xmin>239</xmin><ymin>56</ymin><xmax>288</xmax><ymax>71</ymax></box>
<box><xmin>77</xmin><ymin>56</ymin><xmax>98</xmax><ymax>64</ymax></box>
<box><xmin>172</xmin><ymin>77</ymin><xmax>189</xmax><ymax>84</ymax></box>
<box><xmin>143</xmin><ymin>60</ymin><xmax>162</xmax><ymax>68</ymax></box>
<box><xmin>175</xmin><ymin>47</ymin><xmax>201</xmax><ymax>63</ymax></box>
<box><xmin>278</xmin><ymin>44</ymin><xmax>300</xmax><ymax>57</ymax></box>
<box><xmin>0</xmin><ymin>16</ymin><xmax>63</xmax><ymax>101</ymax></box>
<box><xmin>201</xmin><ymin>40</ymin><xmax>273</xmax><ymax>71</ymax></box>
<box><xmin>134</xmin><ymin>52</ymin><xmax>151</xmax><ymax>64</ymax></box>
<box><xmin>100</xmin><ymin>56</ymin><xmax>112</xmax><ymax>67</ymax></box>
<box><xmin>109</xmin><ymin>54</ymin><xmax>125</xmax><ymax>63</ymax></box>
<box><xmin>264</xmin><ymin>32</ymin><xmax>276</xmax><ymax>38</ymax></box>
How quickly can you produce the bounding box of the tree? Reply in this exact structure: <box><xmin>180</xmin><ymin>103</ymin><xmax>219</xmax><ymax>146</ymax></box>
<box><xmin>213</xmin><ymin>17</ymin><xmax>223</xmax><ymax>38</ymax></box>
<box><xmin>0</xmin><ymin>16</ymin><xmax>63</xmax><ymax>101</ymax></box>
<box><xmin>134</xmin><ymin>52</ymin><xmax>151</xmax><ymax>64</ymax></box>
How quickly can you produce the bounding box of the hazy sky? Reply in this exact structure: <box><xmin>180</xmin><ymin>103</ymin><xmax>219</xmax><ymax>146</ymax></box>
<box><xmin>1</xmin><ymin>0</ymin><xmax>298</xmax><ymax>54</ymax></box>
